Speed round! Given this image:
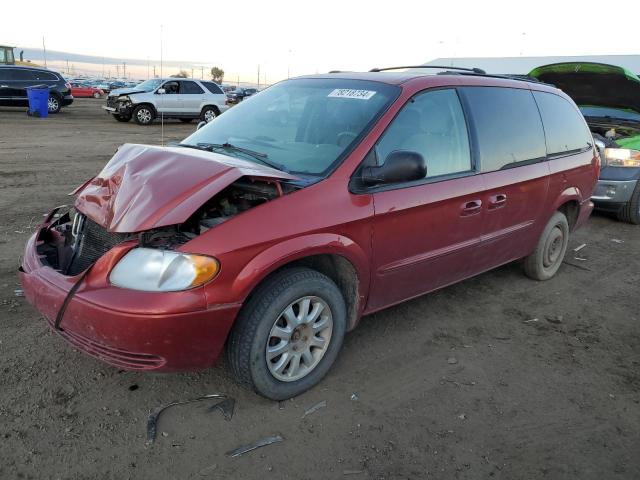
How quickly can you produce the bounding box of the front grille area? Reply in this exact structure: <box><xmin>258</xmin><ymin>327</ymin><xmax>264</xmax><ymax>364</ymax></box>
<box><xmin>106</xmin><ymin>96</ymin><xmax>117</xmax><ymax>108</ymax></box>
<box><xmin>67</xmin><ymin>218</ymin><xmax>128</xmax><ymax>275</ymax></box>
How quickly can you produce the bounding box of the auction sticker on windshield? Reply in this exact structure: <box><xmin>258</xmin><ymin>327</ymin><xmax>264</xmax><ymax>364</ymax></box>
<box><xmin>328</xmin><ymin>89</ymin><xmax>376</xmax><ymax>100</ymax></box>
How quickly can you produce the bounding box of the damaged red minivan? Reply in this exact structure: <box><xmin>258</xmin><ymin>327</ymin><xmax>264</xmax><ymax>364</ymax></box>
<box><xmin>20</xmin><ymin>67</ymin><xmax>599</xmax><ymax>399</ymax></box>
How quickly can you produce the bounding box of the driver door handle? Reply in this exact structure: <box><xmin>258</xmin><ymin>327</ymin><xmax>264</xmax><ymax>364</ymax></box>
<box><xmin>460</xmin><ymin>199</ymin><xmax>482</xmax><ymax>216</ymax></box>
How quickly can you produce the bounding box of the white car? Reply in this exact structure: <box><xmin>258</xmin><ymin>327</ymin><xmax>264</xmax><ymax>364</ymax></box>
<box><xmin>103</xmin><ymin>78</ymin><xmax>229</xmax><ymax>125</ymax></box>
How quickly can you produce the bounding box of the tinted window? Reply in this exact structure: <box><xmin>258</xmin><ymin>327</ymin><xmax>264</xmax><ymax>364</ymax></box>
<box><xmin>461</xmin><ymin>87</ymin><xmax>546</xmax><ymax>172</ymax></box>
<box><xmin>201</xmin><ymin>81</ymin><xmax>224</xmax><ymax>94</ymax></box>
<box><xmin>180</xmin><ymin>81</ymin><xmax>204</xmax><ymax>94</ymax></box>
<box><xmin>32</xmin><ymin>70</ymin><xmax>58</xmax><ymax>81</ymax></box>
<box><xmin>0</xmin><ymin>68</ymin><xmax>8</xmax><ymax>81</ymax></box>
<box><xmin>375</xmin><ymin>88</ymin><xmax>471</xmax><ymax>178</ymax></box>
<box><xmin>11</xmin><ymin>70</ymin><xmax>35</xmax><ymax>80</ymax></box>
<box><xmin>534</xmin><ymin>91</ymin><xmax>592</xmax><ymax>155</ymax></box>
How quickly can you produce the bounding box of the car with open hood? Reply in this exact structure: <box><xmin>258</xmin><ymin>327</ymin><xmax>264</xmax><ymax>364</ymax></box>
<box><xmin>529</xmin><ymin>62</ymin><xmax>640</xmax><ymax>224</ymax></box>
<box><xmin>103</xmin><ymin>77</ymin><xmax>228</xmax><ymax>125</ymax></box>
<box><xmin>20</xmin><ymin>67</ymin><xmax>598</xmax><ymax>399</ymax></box>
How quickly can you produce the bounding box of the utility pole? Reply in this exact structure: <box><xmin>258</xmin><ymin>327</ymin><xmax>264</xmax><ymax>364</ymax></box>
<box><xmin>257</xmin><ymin>65</ymin><xmax>260</xmax><ymax>89</ymax></box>
<box><xmin>191</xmin><ymin>68</ymin><xmax>194</xmax><ymax>78</ymax></box>
<box><xmin>42</xmin><ymin>37</ymin><xmax>47</xmax><ymax>68</ymax></box>
<box><xmin>201</xmin><ymin>66</ymin><xmax>204</xmax><ymax>79</ymax></box>
<box><xmin>116</xmin><ymin>64</ymin><xmax>120</xmax><ymax>77</ymax></box>
<box><xmin>153</xmin><ymin>65</ymin><xmax>156</xmax><ymax>77</ymax></box>
<box><xmin>237</xmin><ymin>75</ymin><xmax>239</xmax><ymax>87</ymax></box>
<box><xmin>66</xmin><ymin>59</ymin><xmax>69</xmax><ymax>74</ymax></box>
<box><xmin>123</xmin><ymin>62</ymin><xmax>126</xmax><ymax>79</ymax></box>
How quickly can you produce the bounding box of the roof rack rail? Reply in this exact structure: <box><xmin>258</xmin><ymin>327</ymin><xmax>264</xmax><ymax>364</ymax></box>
<box><xmin>436</xmin><ymin>70</ymin><xmax>552</xmax><ymax>85</ymax></box>
<box><xmin>369</xmin><ymin>65</ymin><xmax>487</xmax><ymax>74</ymax></box>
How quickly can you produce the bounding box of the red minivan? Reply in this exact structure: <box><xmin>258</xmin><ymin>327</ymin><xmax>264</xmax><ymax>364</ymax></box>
<box><xmin>19</xmin><ymin>67</ymin><xmax>599</xmax><ymax>399</ymax></box>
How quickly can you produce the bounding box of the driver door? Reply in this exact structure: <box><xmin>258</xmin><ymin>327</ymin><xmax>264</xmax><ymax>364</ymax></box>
<box><xmin>156</xmin><ymin>80</ymin><xmax>182</xmax><ymax>113</ymax></box>
<box><xmin>366</xmin><ymin>88</ymin><xmax>485</xmax><ymax>311</ymax></box>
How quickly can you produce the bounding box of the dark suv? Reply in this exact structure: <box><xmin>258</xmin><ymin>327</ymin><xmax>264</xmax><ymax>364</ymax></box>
<box><xmin>0</xmin><ymin>65</ymin><xmax>73</xmax><ymax>113</ymax></box>
<box><xmin>226</xmin><ymin>87</ymin><xmax>258</xmax><ymax>104</ymax></box>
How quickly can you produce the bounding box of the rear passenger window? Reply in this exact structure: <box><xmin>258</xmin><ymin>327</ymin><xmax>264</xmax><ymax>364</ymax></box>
<box><xmin>461</xmin><ymin>87</ymin><xmax>546</xmax><ymax>172</ymax></box>
<box><xmin>181</xmin><ymin>81</ymin><xmax>204</xmax><ymax>94</ymax></box>
<box><xmin>375</xmin><ymin>89</ymin><xmax>471</xmax><ymax>179</ymax></box>
<box><xmin>533</xmin><ymin>91</ymin><xmax>592</xmax><ymax>156</ymax></box>
<box><xmin>202</xmin><ymin>81</ymin><xmax>224</xmax><ymax>94</ymax></box>
<box><xmin>32</xmin><ymin>71</ymin><xmax>57</xmax><ymax>81</ymax></box>
<box><xmin>11</xmin><ymin>70</ymin><xmax>35</xmax><ymax>80</ymax></box>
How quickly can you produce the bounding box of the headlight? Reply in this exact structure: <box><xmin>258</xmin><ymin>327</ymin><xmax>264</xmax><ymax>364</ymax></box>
<box><xmin>110</xmin><ymin>248</ymin><xmax>219</xmax><ymax>292</ymax></box>
<box><xmin>117</xmin><ymin>95</ymin><xmax>131</xmax><ymax>103</ymax></box>
<box><xmin>604</xmin><ymin>148</ymin><xmax>640</xmax><ymax>167</ymax></box>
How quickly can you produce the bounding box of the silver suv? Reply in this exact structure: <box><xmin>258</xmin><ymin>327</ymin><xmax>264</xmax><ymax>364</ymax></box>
<box><xmin>103</xmin><ymin>78</ymin><xmax>229</xmax><ymax>125</ymax></box>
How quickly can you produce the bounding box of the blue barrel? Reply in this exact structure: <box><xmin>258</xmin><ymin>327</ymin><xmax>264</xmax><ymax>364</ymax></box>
<box><xmin>26</xmin><ymin>85</ymin><xmax>50</xmax><ymax>118</ymax></box>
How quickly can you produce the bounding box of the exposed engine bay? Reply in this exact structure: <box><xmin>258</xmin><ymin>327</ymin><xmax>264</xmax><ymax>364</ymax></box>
<box><xmin>36</xmin><ymin>178</ymin><xmax>289</xmax><ymax>275</ymax></box>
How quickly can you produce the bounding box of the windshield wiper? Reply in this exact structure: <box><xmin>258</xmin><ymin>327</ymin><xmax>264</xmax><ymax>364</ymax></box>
<box><xmin>177</xmin><ymin>142</ymin><xmax>289</xmax><ymax>173</ymax></box>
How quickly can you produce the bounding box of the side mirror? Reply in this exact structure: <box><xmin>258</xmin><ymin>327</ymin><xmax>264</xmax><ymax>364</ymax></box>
<box><xmin>361</xmin><ymin>150</ymin><xmax>426</xmax><ymax>186</ymax></box>
<box><xmin>196</xmin><ymin>121</ymin><xmax>207</xmax><ymax>131</ymax></box>
<box><xmin>156</xmin><ymin>88</ymin><xmax>166</xmax><ymax>94</ymax></box>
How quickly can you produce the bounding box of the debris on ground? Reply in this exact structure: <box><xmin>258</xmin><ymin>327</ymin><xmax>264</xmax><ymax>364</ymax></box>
<box><xmin>14</xmin><ymin>289</ymin><xmax>24</xmax><ymax>297</ymax></box>
<box><xmin>207</xmin><ymin>397</ymin><xmax>235</xmax><ymax>421</ymax></box>
<box><xmin>574</xmin><ymin>256</ymin><xmax>587</xmax><ymax>261</ymax></box>
<box><xmin>546</xmin><ymin>315</ymin><xmax>563</xmax><ymax>324</ymax></box>
<box><xmin>350</xmin><ymin>393</ymin><xmax>359</xmax><ymax>401</ymax></box>
<box><xmin>447</xmin><ymin>357</ymin><xmax>458</xmax><ymax>364</ymax></box>
<box><xmin>573</xmin><ymin>243</ymin><xmax>587</xmax><ymax>252</ymax></box>
<box><xmin>146</xmin><ymin>394</ymin><xmax>231</xmax><ymax>443</ymax></box>
<box><xmin>524</xmin><ymin>318</ymin><xmax>539</xmax><ymax>323</ymax></box>
<box><xmin>302</xmin><ymin>400</ymin><xmax>327</xmax><ymax>418</ymax></box>
<box><xmin>198</xmin><ymin>464</ymin><xmax>218</xmax><ymax>476</ymax></box>
<box><xmin>343</xmin><ymin>469</ymin><xmax>365</xmax><ymax>475</ymax></box>
<box><xmin>611</xmin><ymin>239</ymin><xmax>624</xmax><ymax>244</ymax></box>
<box><xmin>226</xmin><ymin>435</ymin><xmax>284</xmax><ymax>457</ymax></box>
<box><xmin>457</xmin><ymin>413</ymin><xmax>467</xmax><ymax>420</ymax></box>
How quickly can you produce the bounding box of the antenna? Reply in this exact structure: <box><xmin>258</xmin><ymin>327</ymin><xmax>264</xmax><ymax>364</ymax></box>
<box><xmin>160</xmin><ymin>24</ymin><xmax>164</xmax><ymax>146</ymax></box>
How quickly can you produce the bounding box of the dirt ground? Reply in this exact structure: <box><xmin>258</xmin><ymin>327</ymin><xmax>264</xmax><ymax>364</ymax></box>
<box><xmin>1</xmin><ymin>99</ymin><xmax>639</xmax><ymax>480</ymax></box>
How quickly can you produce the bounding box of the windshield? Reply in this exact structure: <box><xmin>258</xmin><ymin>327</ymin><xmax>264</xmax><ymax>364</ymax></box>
<box><xmin>134</xmin><ymin>78</ymin><xmax>163</xmax><ymax>92</ymax></box>
<box><xmin>182</xmin><ymin>78</ymin><xmax>399</xmax><ymax>176</ymax></box>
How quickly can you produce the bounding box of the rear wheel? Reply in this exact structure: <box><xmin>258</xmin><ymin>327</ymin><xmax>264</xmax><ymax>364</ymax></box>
<box><xmin>524</xmin><ymin>211</ymin><xmax>569</xmax><ymax>280</ymax></box>
<box><xmin>47</xmin><ymin>95</ymin><xmax>61</xmax><ymax>114</ymax></box>
<box><xmin>132</xmin><ymin>104</ymin><xmax>155</xmax><ymax>125</ymax></box>
<box><xmin>617</xmin><ymin>181</ymin><xmax>640</xmax><ymax>224</ymax></box>
<box><xmin>227</xmin><ymin>267</ymin><xmax>346</xmax><ymax>400</ymax></box>
<box><xmin>93</xmin><ymin>91</ymin><xmax>102</xmax><ymax>99</ymax></box>
<box><xmin>200</xmin><ymin>106</ymin><xmax>218</xmax><ymax>123</ymax></box>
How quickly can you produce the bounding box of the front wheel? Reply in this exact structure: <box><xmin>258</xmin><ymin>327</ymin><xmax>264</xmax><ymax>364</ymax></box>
<box><xmin>617</xmin><ymin>181</ymin><xmax>640</xmax><ymax>224</ymax></box>
<box><xmin>132</xmin><ymin>104</ymin><xmax>155</xmax><ymax>125</ymax></box>
<box><xmin>47</xmin><ymin>95</ymin><xmax>61</xmax><ymax>114</ymax></box>
<box><xmin>523</xmin><ymin>211</ymin><xmax>569</xmax><ymax>280</ymax></box>
<box><xmin>113</xmin><ymin>113</ymin><xmax>131</xmax><ymax>122</ymax></box>
<box><xmin>93</xmin><ymin>91</ymin><xmax>102</xmax><ymax>99</ymax></box>
<box><xmin>227</xmin><ymin>267</ymin><xmax>346</xmax><ymax>400</ymax></box>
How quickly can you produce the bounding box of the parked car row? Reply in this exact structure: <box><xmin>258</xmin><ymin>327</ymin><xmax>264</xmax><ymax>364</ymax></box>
<box><xmin>0</xmin><ymin>65</ymin><xmax>72</xmax><ymax>113</ymax></box>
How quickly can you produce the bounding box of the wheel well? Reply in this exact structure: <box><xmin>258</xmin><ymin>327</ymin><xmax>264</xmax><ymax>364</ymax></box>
<box><xmin>135</xmin><ymin>103</ymin><xmax>157</xmax><ymax>116</ymax></box>
<box><xmin>558</xmin><ymin>200</ymin><xmax>579</xmax><ymax>230</ymax></box>
<box><xmin>249</xmin><ymin>254</ymin><xmax>360</xmax><ymax>331</ymax></box>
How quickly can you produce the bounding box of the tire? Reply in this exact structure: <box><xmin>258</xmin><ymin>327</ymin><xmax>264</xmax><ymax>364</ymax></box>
<box><xmin>113</xmin><ymin>114</ymin><xmax>131</xmax><ymax>122</ymax></box>
<box><xmin>616</xmin><ymin>181</ymin><xmax>640</xmax><ymax>224</ymax></box>
<box><xmin>47</xmin><ymin>94</ymin><xmax>61</xmax><ymax>114</ymax></box>
<box><xmin>132</xmin><ymin>104</ymin><xmax>155</xmax><ymax>125</ymax></box>
<box><xmin>523</xmin><ymin>211</ymin><xmax>570</xmax><ymax>281</ymax></box>
<box><xmin>200</xmin><ymin>106</ymin><xmax>218</xmax><ymax>123</ymax></box>
<box><xmin>179</xmin><ymin>118</ymin><xmax>193</xmax><ymax>123</ymax></box>
<box><xmin>227</xmin><ymin>267</ymin><xmax>347</xmax><ymax>400</ymax></box>
<box><xmin>93</xmin><ymin>91</ymin><xmax>102</xmax><ymax>99</ymax></box>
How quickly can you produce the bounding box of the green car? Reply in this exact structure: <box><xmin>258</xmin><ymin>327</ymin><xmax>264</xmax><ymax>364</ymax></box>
<box><xmin>529</xmin><ymin>62</ymin><xmax>640</xmax><ymax>224</ymax></box>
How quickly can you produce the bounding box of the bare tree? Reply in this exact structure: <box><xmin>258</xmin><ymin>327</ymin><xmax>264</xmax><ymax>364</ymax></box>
<box><xmin>171</xmin><ymin>70</ymin><xmax>189</xmax><ymax>78</ymax></box>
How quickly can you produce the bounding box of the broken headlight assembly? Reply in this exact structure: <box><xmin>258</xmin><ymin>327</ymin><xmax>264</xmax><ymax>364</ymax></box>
<box><xmin>604</xmin><ymin>148</ymin><xmax>640</xmax><ymax>167</ymax></box>
<box><xmin>109</xmin><ymin>248</ymin><xmax>219</xmax><ymax>292</ymax></box>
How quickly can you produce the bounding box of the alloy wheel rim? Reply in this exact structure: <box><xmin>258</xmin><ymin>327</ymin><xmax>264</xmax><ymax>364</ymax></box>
<box><xmin>204</xmin><ymin>110</ymin><xmax>216</xmax><ymax>122</ymax></box>
<box><xmin>266</xmin><ymin>296</ymin><xmax>333</xmax><ymax>382</ymax></box>
<box><xmin>137</xmin><ymin>109</ymin><xmax>152</xmax><ymax>123</ymax></box>
<box><xmin>48</xmin><ymin>98</ymin><xmax>58</xmax><ymax>111</ymax></box>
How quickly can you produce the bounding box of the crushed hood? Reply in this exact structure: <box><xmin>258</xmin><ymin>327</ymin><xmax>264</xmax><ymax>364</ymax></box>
<box><xmin>108</xmin><ymin>87</ymin><xmax>148</xmax><ymax>97</ymax></box>
<box><xmin>73</xmin><ymin>143</ymin><xmax>296</xmax><ymax>233</ymax></box>
<box><xmin>528</xmin><ymin>62</ymin><xmax>640</xmax><ymax>114</ymax></box>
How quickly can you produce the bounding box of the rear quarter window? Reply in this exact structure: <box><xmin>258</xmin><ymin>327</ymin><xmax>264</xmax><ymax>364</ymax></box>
<box><xmin>201</xmin><ymin>81</ymin><xmax>224</xmax><ymax>94</ymax></box>
<box><xmin>32</xmin><ymin>70</ymin><xmax>58</xmax><ymax>81</ymax></box>
<box><xmin>533</xmin><ymin>91</ymin><xmax>592</xmax><ymax>156</ymax></box>
<box><xmin>461</xmin><ymin>86</ymin><xmax>546</xmax><ymax>172</ymax></box>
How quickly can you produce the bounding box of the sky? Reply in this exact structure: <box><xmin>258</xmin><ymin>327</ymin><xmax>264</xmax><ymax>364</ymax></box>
<box><xmin>3</xmin><ymin>0</ymin><xmax>639</xmax><ymax>83</ymax></box>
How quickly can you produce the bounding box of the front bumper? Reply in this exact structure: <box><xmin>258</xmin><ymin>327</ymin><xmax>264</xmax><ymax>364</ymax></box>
<box><xmin>62</xmin><ymin>95</ymin><xmax>74</xmax><ymax>106</ymax></box>
<box><xmin>591</xmin><ymin>178</ymin><xmax>638</xmax><ymax>205</ymax></box>
<box><xmin>19</xmin><ymin>231</ymin><xmax>240</xmax><ymax>372</ymax></box>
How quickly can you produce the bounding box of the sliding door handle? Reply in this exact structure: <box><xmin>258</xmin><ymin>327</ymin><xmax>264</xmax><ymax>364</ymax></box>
<box><xmin>461</xmin><ymin>200</ymin><xmax>482</xmax><ymax>216</ymax></box>
<box><xmin>488</xmin><ymin>193</ymin><xmax>507</xmax><ymax>210</ymax></box>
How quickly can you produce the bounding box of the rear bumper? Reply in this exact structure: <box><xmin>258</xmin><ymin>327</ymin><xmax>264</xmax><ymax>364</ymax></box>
<box><xmin>62</xmin><ymin>95</ymin><xmax>73</xmax><ymax>106</ymax></box>
<box><xmin>19</xmin><ymin>232</ymin><xmax>240</xmax><ymax>372</ymax></box>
